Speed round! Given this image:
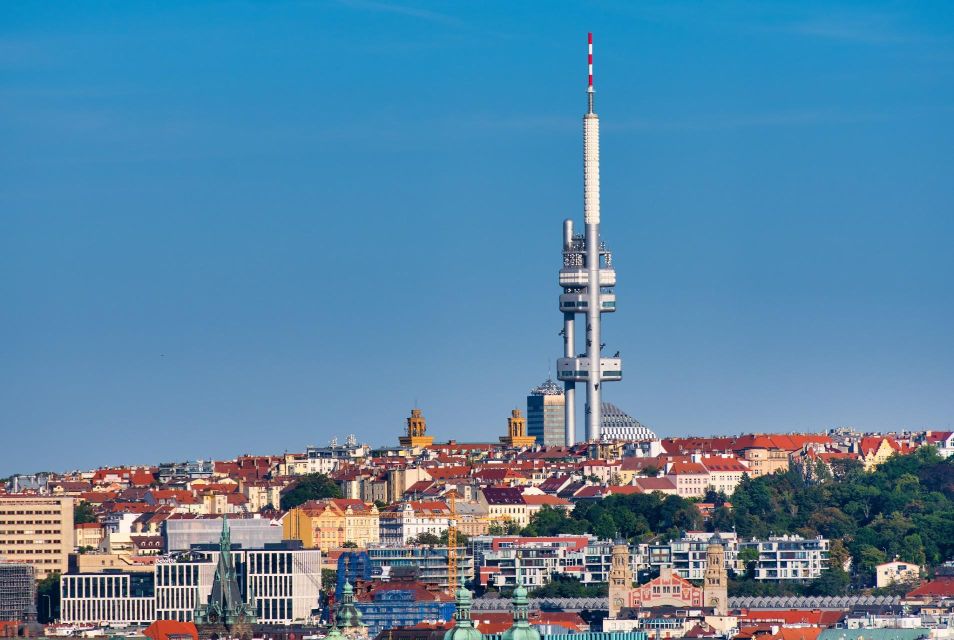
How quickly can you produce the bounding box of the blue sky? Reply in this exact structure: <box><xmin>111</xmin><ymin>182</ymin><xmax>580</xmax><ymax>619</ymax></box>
<box><xmin>2</xmin><ymin>1</ymin><xmax>953</xmax><ymax>475</ymax></box>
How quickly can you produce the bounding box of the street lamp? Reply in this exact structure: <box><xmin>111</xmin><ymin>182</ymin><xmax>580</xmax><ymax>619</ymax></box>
<box><xmin>41</xmin><ymin>594</ymin><xmax>52</xmax><ymax>622</ymax></box>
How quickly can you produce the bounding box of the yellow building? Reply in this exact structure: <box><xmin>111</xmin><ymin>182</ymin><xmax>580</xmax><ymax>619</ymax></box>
<box><xmin>399</xmin><ymin>408</ymin><xmax>434</xmax><ymax>448</ymax></box>
<box><xmin>499</xmin><ymin>409</ymin><xmax>536</xmax><ymax>448</ymax></box>
<box><xmin>859</xmin><ymin>436</ymin><xmax>905</xmax><ymax>471</ymax></box>
<box><xmin>0</xmin><ymin>495</ymin><xmax>74</xmax><ymax>579</ymax></box>
<box><xmin>284</xmin><ymin>498</ymin><xmax>379</xmax><ymax>552</ymax></box>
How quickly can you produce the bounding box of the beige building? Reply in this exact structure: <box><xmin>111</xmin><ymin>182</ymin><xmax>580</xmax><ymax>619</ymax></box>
<box><xmin>283</xmin><ymin>498</ymin><xmax>379</xmax><ymax>551</ymax></box>
<box><xmin>74</xmin><ymin>522</ymin><xmax>104</xmax><ymax>550</ymax></box>
<box><xmin>876</xmin><ymin>561</ymin><xmax>921</xmax><ymax>588</ymax></box>
<box><xmin>0</xmin><ymin>495</ymin><xmax>74</xmax><ymax>579</ymax></box>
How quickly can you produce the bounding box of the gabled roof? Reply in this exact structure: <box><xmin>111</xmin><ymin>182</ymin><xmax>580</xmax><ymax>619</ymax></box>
<box><xmin>633</xmin><ymin>477</ymin><xmax>678</xmax><ymax>492</ymax></box>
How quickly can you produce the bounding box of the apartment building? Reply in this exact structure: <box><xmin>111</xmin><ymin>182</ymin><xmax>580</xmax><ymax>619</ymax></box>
<box><xmin>475</xmin><ymin>535</ymin><xmax>598</xmax><ymax>588</ymax></box>
<box><xmin>0</xmin><ymin>495</ymin><xmax>74</xmax><ymax>579</ymax></box>
<box><xmin>740</xmin><ymin>534</ymin><xmax>829</xmax><ymax>581</ymax></box>
<box><xmin>378</xmin><ymin>501</ymin><xmax>451</xmax><ymax>546</ymax></box>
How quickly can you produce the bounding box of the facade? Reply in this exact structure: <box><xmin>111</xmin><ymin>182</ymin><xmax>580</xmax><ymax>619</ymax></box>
<box><xmin>63</xmin><ymin>541</ymin><xmax>320</xmax><ymax>625</ymax></box>
<box><xmin>740</xmin><ymin>535</ymin><xmax>829</xmax><ymax>581</ymax></box>
<box><xmin>474</xmin><ymin>536</ymin><xmax>620</xmax><ymax>588</ymax></box>
<box><xmin>60</xmin><ymin>572</ymin><xmax>156</xmax><ymax>625</ymax></box>
<box><xmin>664</xmin><ymin>532</ymin><xmax>740</xmax><ymax>580</ymax></box>
<box><xmin>876</xmin><ymin>561</ymin><xmax>921</xmax><ymax>588</ymax></box>
<box><xmin>378</xmin><ymin>501</ymin><xmax>451</xmax><ymax>546</ymax></box>
<box><xmin>283</xmin><ymin>499</ymin><xmax>379</xmax><ymax>552</ymax></box>
<box><xmin>158</xmin><ymin>460</ymin><xmax>214</xmax><ymax>483</ymax></box>
<box><xmin>604</xmin><ymin>540</ymin><xmax>728</xmax><ymax>626</ymax></box>
<box><xmin>164</xmin><ymin>517</ymin><xmax>282</xmax><ymax>552</ymax></box>
<box><xmin>367</xmin><ymin>546</ymin><xmax>473</xmax><ymax>590</ymax></box>
<box><xmin>0</xmin><ymin>495</ymin><xmax>74</xmax><ymax>579</ymax></box>
<box><xmin>599</xmin><ymin>403</ymin><xmax>657</xmax><ymax>442</ymax></box>
<box><xmin>0</xmin><ymin>563</ymin><xmax>36</xmax><ymax>623</ymax></box>
<box><xmin>526</xmin><ymin>379</ymin><xmax>565</xmax><ymax>447</ymax></box>
<box><xmin>665</xmin><ymin>462</ymin><xmax>710</xmax><ymax>499</ymax></box>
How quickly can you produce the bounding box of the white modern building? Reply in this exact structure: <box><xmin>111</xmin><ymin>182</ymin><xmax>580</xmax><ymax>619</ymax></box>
<box><xmin>61</xmin><ymin>542</ymin><xmax>321</xmax><ymax>626</ymax></box>
<box><xmin>60</xmin><ymin>572</ymin><xmax>155</xmax><ymax>626</ymax></box>
<box><xmin>740</xmin><ymin>535</ymin><xmax>829</xmax><ymax>581</ymax></box>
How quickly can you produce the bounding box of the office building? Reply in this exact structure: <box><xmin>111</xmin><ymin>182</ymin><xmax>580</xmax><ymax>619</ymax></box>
<box><xmin>0</xmin><ymin>563</ymin><xmax>36</xmax><ymax>623</ymax></box>
<box><xmin>0</xmin><ymin>495</ymin><xmax>74</xmax><ymax>579</ymax></box>
<box><xmin>60</xmin><ymin>572</ymin><xmax>155</xmax><ymax>625</ymax></box>
<box><xmin>526</xmin><ymin>379</ymin><xmax>565</xmax><ymax>447</ymax></box>
<box><xmin>365</xmin><ymin>546</ymin><xmax>473</xmax><ymax>590</ymax></box>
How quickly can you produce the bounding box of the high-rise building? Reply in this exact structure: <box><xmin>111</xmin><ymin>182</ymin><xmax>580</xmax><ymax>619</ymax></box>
<box><xmin>526</xmin><ymin>378</ymin><xmax>565</xmax><ymax>447</ymax></box>
<box><xmin>0</xmin><ymin>496</ymin><xmax>74</xmax><ymax>579</ymax></box>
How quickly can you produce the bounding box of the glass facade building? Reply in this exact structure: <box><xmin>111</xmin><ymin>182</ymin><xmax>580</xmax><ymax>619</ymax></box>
<box><xmin>527</xmin><ymin>379</ymin><xmax>566</xmax><ymax>447</ymax></box>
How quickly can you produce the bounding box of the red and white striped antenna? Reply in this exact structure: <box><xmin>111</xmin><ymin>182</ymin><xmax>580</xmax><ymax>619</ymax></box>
<box><xmin>587</xmin><ymin>32</ymin><xmax>595</xmax><ymax>113</ymax></box>
<box><xmin>587</xmin><ymin>32</ymin><xmax>594</xmax><ymax>91</ymax></box>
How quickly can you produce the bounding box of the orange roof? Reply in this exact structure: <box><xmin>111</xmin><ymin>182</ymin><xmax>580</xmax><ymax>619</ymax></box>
<box><xmin>144</xmin><ymin>620</ymin><xmax>198</xmax><ymax>640</ymax></box>
<box><xmin>700</xmin><ymin>456</ymin><xmax>749</xmax><ymax>472</ymax></box>
<box><xmin>667</xmin><ymin>461</ymin><xmax>708</xmax><ymax>475</ymax></box>
<box><xmin>741</xmin><ymin>609</ymin><xmax>843</xmax><ymax>626</ymax></box>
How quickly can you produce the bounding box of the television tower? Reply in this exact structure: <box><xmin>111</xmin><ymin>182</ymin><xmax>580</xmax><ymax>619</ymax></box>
<box><xmin>557</xmin><ymin>33</ymin><xmax>622</xmax><ymax>444</ymax></box>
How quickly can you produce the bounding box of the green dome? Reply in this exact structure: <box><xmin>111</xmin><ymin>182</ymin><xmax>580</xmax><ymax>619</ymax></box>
<box><xmin>500</xmin><ymin>627</ymin><xmax>541</xmax><ymax>640</ymax></box>
<box><xmin>443</xmin><ymin>582</ymin><xmax>482</xmax><ymax>640</ymax></box>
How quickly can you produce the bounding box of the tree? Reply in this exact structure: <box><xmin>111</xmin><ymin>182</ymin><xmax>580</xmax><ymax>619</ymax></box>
<box><xmin>280</xmin><ymin>474</ymin><xmax>342</xmax><ymax>510</ymax></box>
<box><xmin>37</xmin><ymin>572</ymin><xmax>60</xmax><ymax>623</ymax></box>
<box><xmin>737</xmin><ymin>547</ymin><xmax>759</xmax><ymax>579</ymax></box>
<box><xmin>413</xmin><ymin>532</ymin><xmax>441</xmax><ymax>546</ymax></box>
<box><xmin>74</xmin><ymin>501</ymin><xmax>97</xmax><ymax>525</ymax></box>
<box><xmin>439</xmin><ymin>528</ymin><xmax>470</xmax><ymax>548</ymax></box>
<box><xmin>808</xmin><ymin>567</ymin><xmax>850</xmax><ymax>596</ymax></box>
<box><xmin>341</xmin><ymin>541</ymin><xmax>358</xmax><ymax>549</ymax></box>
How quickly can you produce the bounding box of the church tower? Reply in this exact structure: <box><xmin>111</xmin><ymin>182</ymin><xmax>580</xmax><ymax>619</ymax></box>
<box><xmin>608</xmin><ymin>542</ymin><xmax>632</xmax><ymax>619</ymax></box>
<box><xmin>399</xmin><ymin>408</ymin><xmax>434</xmax><ymax>448</ymax></box>
<box><xmin>500</xmin><ymin>409</ymin><xmax>537</xmax><ymax>448</ymax></box>
<box><xmin>703</xmin><ymin>535</ymin><xmax>728</xmax><ymax>616</ymax></box>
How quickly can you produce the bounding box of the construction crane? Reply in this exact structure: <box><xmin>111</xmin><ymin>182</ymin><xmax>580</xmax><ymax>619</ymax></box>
<box><xmin>446</xmin><ymin>489</ymin><xmax>458</xmax><ymax>593</ymax></box>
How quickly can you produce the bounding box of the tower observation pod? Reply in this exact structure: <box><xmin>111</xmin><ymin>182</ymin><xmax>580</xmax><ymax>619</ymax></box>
<box><xmin>557</xmin><ymin>33</ymin><xmax>621</xmax><ymax>445</ymax></box>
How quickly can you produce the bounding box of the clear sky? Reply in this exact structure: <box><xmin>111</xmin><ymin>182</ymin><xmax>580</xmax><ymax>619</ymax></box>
<box><xmin>2</xmin><ymin>1</ymin><xmax>953</xmax><ymax>476</ymax></box>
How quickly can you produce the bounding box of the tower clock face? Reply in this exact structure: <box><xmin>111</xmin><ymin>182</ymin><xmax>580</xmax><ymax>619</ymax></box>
<box><xmin>613</xmin><ymin>598</ymin><xmax>623</xmax><ymax>607</ymax></box>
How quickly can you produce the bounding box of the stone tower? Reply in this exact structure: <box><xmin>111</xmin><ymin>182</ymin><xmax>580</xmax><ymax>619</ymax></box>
<box><xmin>608</xmin><ymin>542</ymin><xmax>632</xmax><ymax>619</ymax></box>
<box><xmin>703</xmin><ymin>534</ymin><xmax>728</xmax><ymax>616</ymax></box>
<box><xmin>399</xmin><ymin>408</ymin><xmax>434</xmax><ymax>448</ymax></box>
<box><xmin>500</xmin><ymin>409</ymin><xmax>537</xmax><ymax>448</ymax></box>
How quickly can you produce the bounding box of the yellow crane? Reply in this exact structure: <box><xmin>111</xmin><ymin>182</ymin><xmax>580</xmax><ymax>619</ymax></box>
<box><xmin>446</xmin><ymin>489</ymin><xmax>458</xmax><ymax>593</ymax></box>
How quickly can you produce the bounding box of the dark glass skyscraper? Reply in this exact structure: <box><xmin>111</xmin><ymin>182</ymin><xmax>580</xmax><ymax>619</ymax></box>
<box><xmin>527</xmin><ymin>378</ymin><xmax>566</xmax><ymax>447</ymax></box>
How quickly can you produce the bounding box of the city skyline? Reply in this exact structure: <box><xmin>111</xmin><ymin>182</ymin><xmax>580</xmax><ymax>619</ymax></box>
<box><xmin>4</xmin><ymin>1</ymin><xmax>954</xmax><ymax>475</ymax></box>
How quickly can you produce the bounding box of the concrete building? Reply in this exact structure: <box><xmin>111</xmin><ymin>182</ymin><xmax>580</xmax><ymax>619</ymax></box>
<box><xmin>365</xmin><ymin>546</ymin><xmax>473</xmax><ymax>590</ymax></box>
<box><xmin>740</xmin><ymin>535</ymin><xmax>829</xmax><ymax>581</ymax></box>
<box><xmin>474</xmin><ymin>535</ymin><xmax>623</xmax><ymax>589</ymax></box>
<box><xmin>62</xmin><ymin>543</ymin><xmax>321</xmax><ymax>625</ymax></box>
<box><xmin>0</xmin><ymin>563</ymin><xmax>36</xmax><ymax>623</ymax></box>
<box><xmin>526</xmin><ymin>379</ymin><xmax>566</xmax><ymax>447</ymax></box>
<box><xmin>0</xmin><ymin>495</ymin><xmax>74</xmax><ymax>579</ymax></box>
<box><xmin>60</xmin><ymin>571</ymin><xmax>156</xmax><ymax>625</ymax></box>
